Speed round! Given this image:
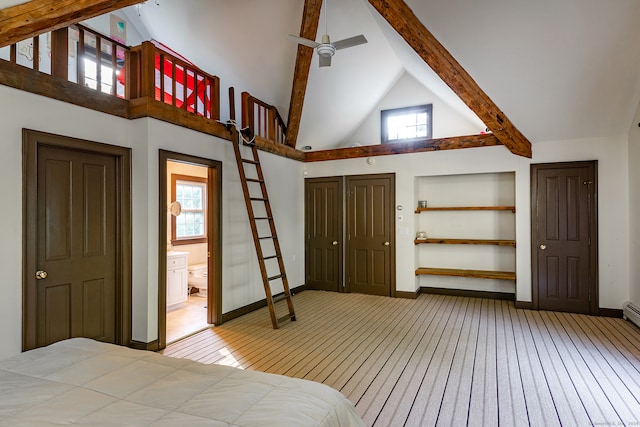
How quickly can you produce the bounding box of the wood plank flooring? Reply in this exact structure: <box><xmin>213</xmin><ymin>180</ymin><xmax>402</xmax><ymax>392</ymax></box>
<box><xmin>163</xmin><ymin>291</ymin><xmax>640</xmax><ymax>426</ymax></box>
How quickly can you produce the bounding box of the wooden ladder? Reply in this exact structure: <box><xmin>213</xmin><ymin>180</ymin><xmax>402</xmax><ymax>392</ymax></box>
<box><xmin>232</xmin><ymin>135</ymin><xmax>296</xmax><ymax>329</ymax></box>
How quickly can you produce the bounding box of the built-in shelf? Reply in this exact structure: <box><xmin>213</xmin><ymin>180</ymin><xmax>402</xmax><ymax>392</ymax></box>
<box><xmin>414</xmin><ymin>238</ymin><xmax>516</xmax><ymax>247</ymax></box>
<box><xmin>415</xmin><ymin>206</ymin><xmax>516</xmax><ymax>213</ymax></box>
<box><xmin>415</xmin><ymin>267</ymin><xmax>516</xmax><ymax>281</ymax></box>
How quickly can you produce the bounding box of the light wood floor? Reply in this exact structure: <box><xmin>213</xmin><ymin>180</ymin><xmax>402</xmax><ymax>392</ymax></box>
<box><xmin>166</xmin><ymin>294</ymin><xmax>210</xmax><ymax>344</ymax></box>
<box><xmin>163</xmin><ymin>291</ymin><xmax>640</xmax><ymax>426</ymax></box>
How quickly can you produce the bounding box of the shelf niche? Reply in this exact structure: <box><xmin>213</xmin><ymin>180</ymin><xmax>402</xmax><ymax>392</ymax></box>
<box><xmin>414</xmin><ymin>172</ymin><xmax>516</xmax><ymax>294</ymax></box>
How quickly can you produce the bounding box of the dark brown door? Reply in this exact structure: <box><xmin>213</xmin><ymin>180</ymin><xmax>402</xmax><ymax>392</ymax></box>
<box><xmin>305</xmin><ymin>177</ymin><xmax>343</xmax><ymax>292</ymax></box>
<box><xmin>346</xmin><ymin>174</ymin><xmax>395</xmax><ymax>296</ymax></box>
<box><xmin>23</xmin><ymin>130</ymin><xmax>132</xmax><ymax>351</ymax></box>
<box><xmin>531</xmin><ymin>161</ymin><xmax>598</xmax><ymax>314</ymax></box>
<box><xmin>36</xmin><ymin>146</ymin><xmax>117</xmax><ymax>346</ymax></box>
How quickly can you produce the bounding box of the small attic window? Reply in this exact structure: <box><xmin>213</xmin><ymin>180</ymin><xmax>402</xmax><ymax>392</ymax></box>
<box><xmin>381</xmin><ymin>104</ymin><xmax>433</xmax><ymax>144</ymax></box>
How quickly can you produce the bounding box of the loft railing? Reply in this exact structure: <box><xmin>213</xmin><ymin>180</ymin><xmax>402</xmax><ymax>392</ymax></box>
<box><xmin>241</xmin><ymin>92</ymin><xmax>287</xmax><ymax>145</ymax></box>
<box><xmin>0</xmin><ymin>24</ymin><xmax>128</xmax><ymax>98</ymax></box>
<box><xmin>0</xmin><ymin>27</ymin><xmax>221</xmax><ymax>122</ymax></box>
<box><xmin>127</xmin><ymin>41</ymin><xmax>220</xmax><ymax>120</ymax></box>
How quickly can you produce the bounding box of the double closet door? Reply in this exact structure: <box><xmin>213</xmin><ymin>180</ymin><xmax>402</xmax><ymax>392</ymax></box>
<box><xmin>305</xmin><ymin>174</ymin><xmax>395</xmax><ymax>297</ymax></box>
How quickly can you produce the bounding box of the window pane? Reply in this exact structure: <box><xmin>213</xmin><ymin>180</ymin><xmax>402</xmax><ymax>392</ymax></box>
<box><xmin>382</xmin><ymin>104</ymin><xmax>432</xmax><ymax>143</ymax></box>
<box><xmin>174</xmin><ymin>180</ymin><xmax>206</xmax><ymax>239</ymax></box>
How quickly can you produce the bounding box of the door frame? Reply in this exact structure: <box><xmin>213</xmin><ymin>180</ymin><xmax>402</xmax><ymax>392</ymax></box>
<box><xmin>158</xmin><ymin>150</ymin><xmax>223</xmax><ymax>349</ymax></box>
<box><xmin>22</xmin><ymin>129</ymin><xmax>132</xmax><ymax>351</ymax></box>
<box><xmin>530</xmin><ymin>160</ymin><xmax>598</xmax><ymax>314</ymax></box>
<box><xmin>345</xmin><ymin>173</ymin><xmax>396</xmax><ymax>297</ymax></box>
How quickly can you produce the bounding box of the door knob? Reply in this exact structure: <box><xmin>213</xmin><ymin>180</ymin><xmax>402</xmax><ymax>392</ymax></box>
<box><xmin>539</xmin><ymin>244</ymin><xmax>546</xmax><ymax>250</ymax></box>
<box><xmin>332</xmin><ymin>241</ymin><xmax>338</xmax><ymax>246</ymax></box>
<box><xmin>384</xmin><ymin>241</ymin><xmax>390</xmax><ymax>246</ymax></box>
<box><xmin>35</xmin><ymin>270</ymin><xmax>48</xmax><ymax>280</ymax></box>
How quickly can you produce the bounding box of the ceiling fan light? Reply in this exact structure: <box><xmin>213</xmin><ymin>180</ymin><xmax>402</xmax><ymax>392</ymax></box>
<box><xmin>317</xmin><ymin>44</ymin><xmax>336</xmax><ymax>57</ymax></box>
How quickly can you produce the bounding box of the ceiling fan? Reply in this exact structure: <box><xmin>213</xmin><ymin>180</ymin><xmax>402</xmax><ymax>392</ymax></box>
<box><xmin>289</xmin><ymin>0</ymin><xmax>367</xmax><ymax>67</ymax></box>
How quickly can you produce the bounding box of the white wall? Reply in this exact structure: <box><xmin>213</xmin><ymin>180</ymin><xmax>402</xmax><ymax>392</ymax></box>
<box><xmin>629</xmin><ymin>101</ymin><xmax>640</xmax><ymax>306</ymax></box>
<box><xmin>0</xmin><ymin>85</ymin><xmax>304</xmax><ymax>360</ymax></box>
<box><xmin>341</xmin><ymin>71</ymin><xmax>483</xmax><ymax>148</ymax></box>
<box><xmin>304</xmin><ymin>135</ymin><xmax>630</xmax><ymax>309</ymax></box>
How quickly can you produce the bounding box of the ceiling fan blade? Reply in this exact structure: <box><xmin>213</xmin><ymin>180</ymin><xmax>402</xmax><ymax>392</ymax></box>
<box><xmin>319</xmin><ymin>55</ymin><xmax>332</xmax><ymax>67</ymax></box>
<box><xmin>333</xmin><ymin>34</ymin><xmax>368</xmax><ymax>50</ymax></box>
<box><xmin>288</xmin><ymin>34</ymin><xmax>320</xmax><ymax>49</ymax></box>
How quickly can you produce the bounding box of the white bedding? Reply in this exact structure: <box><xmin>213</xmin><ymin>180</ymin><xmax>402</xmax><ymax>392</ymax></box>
<box><xmin>0</xmin><ymin>338</ymin><xmax>364</xmax><ymax>426</ymax></box>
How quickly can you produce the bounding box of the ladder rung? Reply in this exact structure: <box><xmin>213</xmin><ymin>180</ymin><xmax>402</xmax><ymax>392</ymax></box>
<box><xmin>262</xmin><ymin>255</ymin><xmax>280</xmax><ymax>260</ymax></box>
<box><xmin>254</xmin><ymin>217</ymin><xmax>273</xmax><ymax>220</ymax></box>
<box><xmin>259</xmin><ymin>235</ymin><xmax>276</xmax><ymax>240</ymax></box>
<box><xmin>277</xmin><ymin>314</ymin><xmax>295</xmax><ymax>324</ymax></box>
<box><xmin>267</xmin><ymin>274</ymin><xmax>285</xmax><ymax>281</ymax></box>
<box><xmin>246</xmin><ymin>178</ymin><xmax>264</xmax><ymax>183</ymax></box>
<box><xmin>242</xmin><ymin>159</ymin><xmax>259</xmax><ymax>165</ymax></box>
<box><xmin>250</xmin><ymin>198</ymin><xmax>268</xmax><ymax>202</ymax></box>
<box><xmin>272</xmin><ymin>293</ymin><xmax>289</xmax><ymax>303</ymax></box>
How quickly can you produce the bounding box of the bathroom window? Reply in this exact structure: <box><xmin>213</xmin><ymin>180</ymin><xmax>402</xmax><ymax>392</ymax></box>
<box><xmin>171</xmin><ymin>174</ymin><xmax>207</xmax><ymax>245</ymax></box>
<box><xmin>381</xmin><ymin>104</ymin><xmax>433</xmax><ymax>144</ymax></box>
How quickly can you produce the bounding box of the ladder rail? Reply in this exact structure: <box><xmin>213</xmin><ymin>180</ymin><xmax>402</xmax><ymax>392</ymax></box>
<box><xmin>232</xmin><ymin>137</ymin><xmax>296</xmax><ymax>328</ymax></box>
<box><xmin>249</xmin><ymin>144</ymin><xmax>296</xmax><ymax>321</ymax></box>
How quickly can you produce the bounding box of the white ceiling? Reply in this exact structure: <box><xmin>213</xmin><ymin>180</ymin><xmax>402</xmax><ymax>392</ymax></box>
<box><xmin>19</xmin><ymin>0</ymin><xmax>640</xmax><ymax>151</ymax></box>
<box><xmin>406</xmin><ymin>0</ymin><xmax>640</xmax><ymax>144</ymax></box>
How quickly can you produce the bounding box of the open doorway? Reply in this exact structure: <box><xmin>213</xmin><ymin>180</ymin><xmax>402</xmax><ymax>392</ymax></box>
<box><xmin>159</xmin><ymin>150</ymin><xmax>222</xmax><ymax>349</ymax></box>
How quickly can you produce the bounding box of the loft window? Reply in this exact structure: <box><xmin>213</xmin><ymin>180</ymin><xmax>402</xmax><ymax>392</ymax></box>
<box><xmin>381</xmin><ymin>104</ymin><xmax>433</xmax><ymax>144</ymax></box>
<box><xmin>171</xmin><ymin>175</ymin><xmax>207</xmax><ymax>245</ymax></box>
<box><xmin>79</xmin><ymin>36</ymin><xmax>125</xmax><ymax>98</ymax></box>
<box><xmin>83</xmin><ymin>58</ymin><xmax>114</xmax><ymax>94</ymax></box>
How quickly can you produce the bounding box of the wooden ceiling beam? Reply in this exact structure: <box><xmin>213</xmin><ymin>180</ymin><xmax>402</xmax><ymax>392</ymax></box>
<box><xmin>0</xmin><ymin>0</ymin><xmax>144</xmax><ymax>48</ymax></box>
<box><xmin>254</xmin><ymin>136</ymin><xmax>306</xmax><ymax>162</ymax></box>
<box><xmin>305</xmin><ymin>133</ymin><xmax>502</xmax><ymax>162</ymax></box>
<box><xmin>368</xmin><ymin>0</ymin><xmax>532</xmax><ymax>158</ymax></box>
<box><xmin>285</xmin><ymin>0</ymin><xmax>323</xmax><ymax>149</ymax></box>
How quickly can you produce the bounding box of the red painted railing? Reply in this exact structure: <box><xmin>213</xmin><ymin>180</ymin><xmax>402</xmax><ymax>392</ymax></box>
<box><xmin>127</xmin><ymin>41</ymin><xmax>220</xmax><ymax>120</ymax></box>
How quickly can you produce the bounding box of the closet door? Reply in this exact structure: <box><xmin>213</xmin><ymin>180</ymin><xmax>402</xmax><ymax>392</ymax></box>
<box><xmin>531</xmin><ymin>161</ymin><xmax>597</xmax><ymax>314</ymax></box>
<box><xmin>346</xmin><ymin>174</ymin><xmax>395</xmax><ymax>297</ymax></box>
<box><xmin>305</xmin><ymin>177</ymin><xmax>343</xmax><ymax>292</ymax></box>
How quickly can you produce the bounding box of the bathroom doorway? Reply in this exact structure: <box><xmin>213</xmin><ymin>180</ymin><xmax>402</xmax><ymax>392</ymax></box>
<box><xmin>159</xmin><ymin>150</ymin><xmax>222</xmax><ymax>349</ymax></box>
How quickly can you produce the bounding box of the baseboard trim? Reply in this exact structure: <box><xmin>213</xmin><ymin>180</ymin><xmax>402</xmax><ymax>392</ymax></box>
<box><xmin>221</xmin><ymin>285</ymin><xmax>307</xmax><ymax>323</ymax></box>
<box><xmin>129</xmin><ymin>339</ymin><xmax>159</xmax><ymax>351</ymax></box>
<box><xmin>395</xmin><ymin>290</ymin><xmax>419</xmax><ymax>299</ymax></box>
<box><xmin>598</xmin><ymin>308</ymin><xmax>623</xmax><ymax>318</ymax></box>
<box><xmin>420</xmin><ymin>287</ymin><xmax>515</xmax><ymax>301</ymax></box>
<box><xmin>515</xmin><ymin>301</ymin><xmax>534</xmax><ymax>310</ymax></box>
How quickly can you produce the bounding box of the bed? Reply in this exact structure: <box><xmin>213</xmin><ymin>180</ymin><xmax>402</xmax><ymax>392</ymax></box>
<box><xmin>0</xmin><ymin>338</ymin><xmax>364</xmax><ymax>426</ymax></box>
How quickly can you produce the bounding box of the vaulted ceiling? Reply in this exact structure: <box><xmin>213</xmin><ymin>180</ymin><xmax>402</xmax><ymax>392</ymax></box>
<box><xmin>3</xmin><ymin>0</ymin><xmax>640</xmax><ymax>155</ymax></box>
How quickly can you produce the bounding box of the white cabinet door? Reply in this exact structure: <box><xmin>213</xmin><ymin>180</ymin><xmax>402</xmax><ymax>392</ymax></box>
<box><xmin>167</xmin><ymin>253</ymin><xmax>188</xmax><ymax>307</ymax></box>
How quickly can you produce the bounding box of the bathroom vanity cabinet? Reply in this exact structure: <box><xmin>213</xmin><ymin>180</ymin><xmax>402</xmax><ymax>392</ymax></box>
<box><xmin>167</xmin><ymin>251</ymin><xmax>189</xmax><ymax>308</ymax></box>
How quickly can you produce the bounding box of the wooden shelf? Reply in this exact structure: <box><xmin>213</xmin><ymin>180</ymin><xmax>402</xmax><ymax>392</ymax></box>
<box><xmin>414</xmin><ymin>238</ymin><xmax>516</xmax><ymax>247</ymax></box>
<box><xmin>415</xmin><ymin>206</ymin><xmax>515</xmax><ymax>213</ymax></box>
<box><xmin>415</xmin><ymin>267</ymin><xmax>516</xmax><ymax>281</ymax></box>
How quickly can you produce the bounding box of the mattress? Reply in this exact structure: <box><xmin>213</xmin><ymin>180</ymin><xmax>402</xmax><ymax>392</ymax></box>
<box><xmin>0</xmin><ymin>338</ymin><xmax>364</xmax><ymax>426</ymax></box>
